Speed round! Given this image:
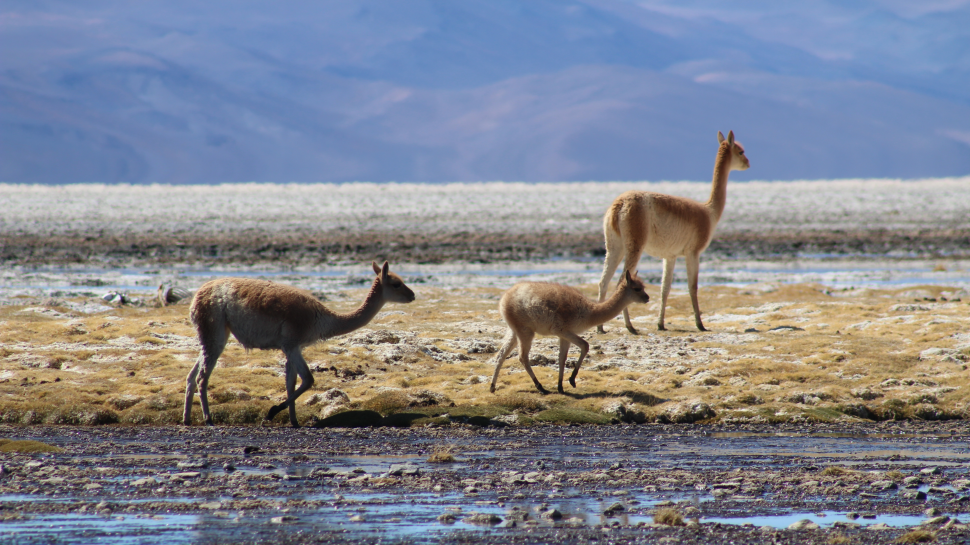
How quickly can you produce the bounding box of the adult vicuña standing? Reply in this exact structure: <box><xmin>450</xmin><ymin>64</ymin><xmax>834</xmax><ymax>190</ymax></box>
<box><xmin>183</xmin><ymin>261</ymin><xmax>415</xmax><ymax>427</ymax></box>
<box><xmin>491</xmin><ymin>270</ymin><xmax>650</xmax><ymax>395</ymax></box>
<box><xmin>597</xmin><ymin>130</ymin><xmax>750</xmax><ymax>333</ymax></box>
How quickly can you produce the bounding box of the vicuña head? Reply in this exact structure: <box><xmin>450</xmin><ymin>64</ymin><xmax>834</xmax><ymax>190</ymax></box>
<box><xmin>597</xmin><ymin>130</ymin><xmax>749</xmax><ymax>334</ymax></box>
<box><xmin>182</xmin><ymin>261</ymin><xmax>415</xmax><ymax>427</ymax></box>
<box><xmin>490</xmin><ymin>270</ymin><xmax>649</xmax><ymax>395</ymax></box>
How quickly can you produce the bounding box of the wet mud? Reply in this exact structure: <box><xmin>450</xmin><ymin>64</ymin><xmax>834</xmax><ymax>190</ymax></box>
<box><xmin>2</xmin><ymin>422</ymin><xmax>969</xmax><ymax>544</ymax></box>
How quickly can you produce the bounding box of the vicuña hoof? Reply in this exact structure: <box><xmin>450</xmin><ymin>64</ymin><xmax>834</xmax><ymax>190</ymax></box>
<box><xmin>568</xmin><ymin>377</ymin><xmax>577</xmax><ymax>388</ymax></box>
<box><xmin>265</xmin><ymin>403</ymin><xmax>286</xmax><ymax>421</ymax></box>
<box><xmin>626</xmin><ymin>325</ymin><xmax>639</xmax><ymax>335</ymax></box>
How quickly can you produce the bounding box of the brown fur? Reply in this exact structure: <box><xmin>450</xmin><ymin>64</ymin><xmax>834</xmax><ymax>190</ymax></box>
<box><xmin>183</xmin><ymin>261</ymin><xmax>415</xmax><ymax>427</ymax></box>
<box><xmin>598</xmin><ymin>131</ymin><xmax>749</xmax><ymax>333</ymax></box>
<box><xmin>491</xmin><ymin>270</ymin><xmax>650</xmax><ymax>395</ymax></box>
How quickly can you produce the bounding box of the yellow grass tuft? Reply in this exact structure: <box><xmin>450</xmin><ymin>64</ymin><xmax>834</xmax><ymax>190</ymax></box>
<box><xmin>428</xmin><ymin>446</ymin><xmax>459</xmax><ymax>463</ymax></box>
<box><xmin>653</xmin><ymin>508</ymin><xmax>685</xmax><ymax>526</ymax></box>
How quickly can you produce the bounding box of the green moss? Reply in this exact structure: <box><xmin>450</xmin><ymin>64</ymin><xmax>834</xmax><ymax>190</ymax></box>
<box><xmin>359</xmin><ymin>391</ymin><xmax>410</xmax><ymax>415</ymax></box>
<box><xmin>0</xmin><ymin>439</ymin><xmax>65</xmax><ymax>453</ymax></box>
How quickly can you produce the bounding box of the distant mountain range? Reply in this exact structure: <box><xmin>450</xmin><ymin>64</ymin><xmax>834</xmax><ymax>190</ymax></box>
<box><xmin>2</xmin><ymin>0</ymin><xmax>969</xmax><ymax>183</ymax></box>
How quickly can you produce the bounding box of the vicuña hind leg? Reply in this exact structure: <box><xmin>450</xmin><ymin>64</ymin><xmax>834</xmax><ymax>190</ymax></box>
<box><xmin>556</xmin><ymin>332</ymin><xmax>588</xmax><ymax>391</ymax></box>
<box><xmin>490</xmin><ymin>332</ymin><xmax>517</xmax><ymax>393</ymax></box>
<box><xmin>516</xmin><ymin>331</ymin><xmax>548</xmax><ymax>394</ymax></box>
<box><xmin>266</xmin><ymin>348</ymin><xmax>315</xmax><ymax>427</ymax></box>
<box><xmin>658</xmin><ymin>258</ymin><xmax>676</xmax><ymax>331</ymax></box>
<box><xmin>184</xmin><ymin>324</ymin><xmax>228</xmax><ymax>426</ymax></box>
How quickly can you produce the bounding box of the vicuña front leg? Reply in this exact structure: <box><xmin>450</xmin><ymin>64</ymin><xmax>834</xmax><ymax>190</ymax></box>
<box><xmin>685</xmin><ymin>252</ymin><xmax>706</xmax><ymax>331</ymax></box>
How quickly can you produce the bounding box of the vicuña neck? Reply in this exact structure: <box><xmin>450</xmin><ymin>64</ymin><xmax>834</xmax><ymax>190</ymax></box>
<box><xmin>590</xmin><ymin>286</ymin><xmax>632</xmax><ymax>325</ymax></box>
<box><xmin>706</xmin><ymin>143</ymin><xmax>731</xmax><ymax>220</ymax></box>
<box><xmin>332</xmin><ymin>278</ymin><xmax>386</xmax><ymax>337</ymax></box>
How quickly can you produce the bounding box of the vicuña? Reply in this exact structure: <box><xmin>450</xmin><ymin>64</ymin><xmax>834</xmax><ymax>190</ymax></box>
<box><xmin>182</xmin><ymin>261</ymin><xmax>415</xmax><ymax>427</ymax></box>
<box><xmin>491</xmin><ymin>270</ymin><xmax>650</xmax><ymax>395</ymax></box>
<box><xmin>597</xmin><ymin>130</ymin><xmax>749</xmax><ymax>333</ymax></box>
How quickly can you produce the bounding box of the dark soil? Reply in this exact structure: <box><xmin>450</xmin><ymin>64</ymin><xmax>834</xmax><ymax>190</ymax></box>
<box><xmin>2</xmin><ymin>229</ymin><xmax>968</xmax><ymax>267</ymax></box>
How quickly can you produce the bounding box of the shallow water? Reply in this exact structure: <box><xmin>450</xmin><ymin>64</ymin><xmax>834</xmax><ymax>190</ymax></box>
<box><xmin>4</xmin><ymin>427</ymin><xmax>969</xmax><ymax>543</ymax></box>
<box><xmin>3</xmin><ymin>258</ymin><xmax>968</xmax><ymax>306</ymax></box>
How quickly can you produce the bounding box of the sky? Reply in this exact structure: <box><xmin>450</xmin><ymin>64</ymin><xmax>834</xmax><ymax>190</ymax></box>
<box><xmin>1</xmin><ymin>0</ymin><xmax>968</xmax><ymax>183</ymax></box>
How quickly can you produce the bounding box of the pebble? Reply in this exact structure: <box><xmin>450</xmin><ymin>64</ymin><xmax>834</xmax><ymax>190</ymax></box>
<box><xmin>787</xmin><ymin>519</ymin><xmax>819</xmax><ymax>530</ymax></box>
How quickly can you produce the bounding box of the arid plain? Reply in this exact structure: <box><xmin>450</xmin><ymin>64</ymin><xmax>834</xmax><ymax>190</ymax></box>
<box><xmin>1</xmin><ymin>180</ymin><xmax>970</xmax><ymax>544</ymax></box>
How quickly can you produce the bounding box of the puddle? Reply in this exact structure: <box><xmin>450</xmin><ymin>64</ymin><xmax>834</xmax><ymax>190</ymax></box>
<box><xmin>0</xmin><ymin>513</ymin><xmax>201</xmax><ymax>545</ymax></box>
<box><xmin>704</xmin><ymin>511</ymin><xmax>958</xmax><ymax>529</ymax></box>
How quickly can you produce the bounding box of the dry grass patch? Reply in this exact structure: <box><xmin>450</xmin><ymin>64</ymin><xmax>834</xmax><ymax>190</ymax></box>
<box><xmin>0</xmin><ymin>283</ymin><xmax>967</xmax><ymax>425</ymax></box>
<box><xmin>897</xmin><ymin>529</ymin><xmax>936</xmax><ymax>543</ymax></box>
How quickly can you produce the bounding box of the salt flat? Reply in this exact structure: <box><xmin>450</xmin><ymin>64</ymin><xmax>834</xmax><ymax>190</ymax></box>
<box><xmin>1</xmin><ymin>178</ymin><xmax>967</xmax><ymax>237</ymax></box>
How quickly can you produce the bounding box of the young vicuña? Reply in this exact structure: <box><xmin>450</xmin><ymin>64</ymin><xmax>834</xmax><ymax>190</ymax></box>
<box><xmin>182</xmin><ymin>261</ymin><xmax>415</xmax><ymax>427</ymax></box>
<box><xmin>491</xmin><ymin>270</ymin><xmax>650</xmax><ymax>395</ymax></box>
<box><xmin>597</xmin><ymin>130</ymin><xmax>749</xmax><ymax>333</ymax></box>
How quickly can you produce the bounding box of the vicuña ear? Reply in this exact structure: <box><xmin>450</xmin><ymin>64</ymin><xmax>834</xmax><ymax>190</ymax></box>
<box><xmin>717</xmin><ymin>131</ymin><xmax>725</xmax><ymax>144</ymax></box>
<box><xmin>381</xmin><ymin>261</ymin><xmax>390</xmax><ymax>278</ymax></box>
<box><xmin>727</xmin><ymin>130</ymin><xmax>735</xmax><ymax>145</ymax></box>
<box><xmin>372</xmin><ymin>261</ymin><xmax>381</xmax><ymax>275</ymax></box>
<box><xmin>624</xmin><ymin>270</ymin><xmax>634</xmax><ymax>283</ymax></box>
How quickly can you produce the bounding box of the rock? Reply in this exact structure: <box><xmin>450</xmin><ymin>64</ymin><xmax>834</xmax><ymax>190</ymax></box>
<box><xmin>845</xmin><ymin>512</ymin><xmax>860</xmax><ymax>520</ymax></box>
<box><xmin>921</xmin><ymin>467</ymin><xmax>942</xmax><ymax>475</ymax></box>
<box><xmin>899</xmin><ymin>490</ymin><xmax>928</xmax><ymax>501</ymax></box>
<box><xmin>541</xmin><ymin>509</ymin><xmax>563</xmax><ymax>520</ymax></box>
<box><xmin>407</xmin><ymin>389</ymin><xmax>451</xmax><ymax>407</ymax></box>
<box><xmin>437</xmin><ymin>513</ymin><xmax>457</xmax><ymax>524</ymax></box>
<box><xmin>657</xmin><ymin>400</ymin><xmax>715</xmax><ymax>424</ymax></box>
<box><xmin>271</xmin><ymin>515</ymin><xmax>297</xmax><ymax>524</ymax></box>
<box><xmin>491</xmin><ymin>414</ymin><xmax>522</xmax><ymax>426</ymax></box>
<box><xmin>922</xmin><ymin>516</ymin><xmax>950</xmax><ymax>526</ymax></box>
<box><xmin>850</xmin><ymin>388</ymin><xmax>882</xmax><ymax>401</ymax></box>
<box><xmin>604</xmin><ymin>502</ymin><xmax>625</xmax><ymax>516</ymax></box>
<box><xmin>871</xmin><ymin>480</ymin><xmax>897</xmax><ymax>491</ymax></box>
<box><xmin>905</xmin><ymin>476</ymin><xmax>923</xmax><ymax>486</ymax></box>
<box><xmin>304</xmin><ymin>388</ymin><xmax>350</xmax><ymax>406</ymax></box>
<box><xmin>173</xmin><ymin>472</ymin><xmax>201</xmax><ymax>479</ymax></box>
<box><xmin>464</xmin><ymin>512</ymin><xmax>502</xmax><ymax>525</ymax></box>
<box><xmin>130</xmin><ymin>477</ymin><xmax>157</xmax><ymax>487</ymax></box>
<box><xmin>925</xmin><ymin>507</ymin><xmax>941</xmax><ymax>517</ymax></box>
<box><xmin>387</xmin><ymin>463</ymin><xmax>420</xmax><ymax>477</ymax></box>
<box><xmin>199</xmin><ymin>502</ymin><xmax>222</xmax><ymax>510</ymax></box>
<box><xmin>348</xmin><ymin>515</ymin><xmax>364</xmax><ymax>522</ymax></box>
<box><xmin>177</xmin><ymin>459</ymin><xmax>209</xmax><ymax>470</ymax></box>
<box><xmin>243</xmin><ymin>446</ymin><xmax>260</xmax><ymax>454</ymax></box>
<box><xmin>788</xmin><ymin>519</ymin><xmax>819</xmax><ymax>530</ymax></box>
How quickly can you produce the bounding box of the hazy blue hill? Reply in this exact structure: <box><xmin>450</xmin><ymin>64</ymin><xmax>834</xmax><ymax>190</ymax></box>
<box><xmin>1</xmin><ymin>0</ymin><xmax>968</xmax><ymax>183</ymax></box>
